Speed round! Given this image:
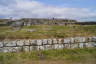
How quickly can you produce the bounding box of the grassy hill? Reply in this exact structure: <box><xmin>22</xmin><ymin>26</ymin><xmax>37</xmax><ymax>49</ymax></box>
<box><xmin>0</xmin><ymin>25</ymin><xmax>96</xmax><ymax>64</ymax></box>
<box><xmin>0</xmin><ymin>25</ymin><xmax>96</xmax><ymax>39</ymax></box>
<box><xmin>0</xmin><ymin>48</ymin><xmax>96</xmax><ymax>64</ymax></box>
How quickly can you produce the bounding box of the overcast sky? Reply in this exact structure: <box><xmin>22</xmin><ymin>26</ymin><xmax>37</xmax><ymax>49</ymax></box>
<box><xmin>0</xmin><ymin>0</ymin><xmax>96</xmax><ymax>21</ymax></box>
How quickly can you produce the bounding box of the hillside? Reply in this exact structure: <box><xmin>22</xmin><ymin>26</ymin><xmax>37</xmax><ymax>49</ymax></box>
<box><xmin>0</xmin><ymin>25</ymin><xmax>96</xmax><ymax>39</ymax></box>
<box><xmin>0</xmin><ymin>48</ymin><xmax>96</xmax><ymax>64</ymax></box>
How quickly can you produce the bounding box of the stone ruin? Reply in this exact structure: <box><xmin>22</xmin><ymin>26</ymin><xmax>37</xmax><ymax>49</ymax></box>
<box><xmin>0</xmin><ymin>37</ymin><xmax>96</xmax><ymax>52</ymax></box>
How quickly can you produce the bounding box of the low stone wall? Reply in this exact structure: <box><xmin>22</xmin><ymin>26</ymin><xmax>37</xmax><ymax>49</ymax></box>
<box><xmin>0</xmin><ymin>37</ymin><xmax>96</xmax><ymax>52</ymax></box>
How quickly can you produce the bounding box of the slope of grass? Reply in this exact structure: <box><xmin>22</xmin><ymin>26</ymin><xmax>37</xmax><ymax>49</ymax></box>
<box><xmin>0</xmin><ymin>25</ymin><xmax>96</xmax><ymax>39</ymax></box>
<box><xmin>0</xmin><ymin>48</ymin><xmax>96</xmax><ymax>64</ymax></box>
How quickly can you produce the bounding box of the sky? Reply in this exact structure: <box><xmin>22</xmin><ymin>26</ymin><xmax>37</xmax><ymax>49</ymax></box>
<box><xmin>0</xmin><ymin>0</ymin><xmax>96</xmax><ymax>21</ymax></box>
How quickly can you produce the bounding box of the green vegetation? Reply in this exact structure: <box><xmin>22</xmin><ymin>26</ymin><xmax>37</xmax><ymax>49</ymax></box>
<box><xmin>0</xmin><ymin>48</ymin><xmax>96</xmax><ymax>64</ymax></box>
<box><xmin>0</xmin><ymin>25</ymin><xmax>96</xmax><ymax>39</ymax></box>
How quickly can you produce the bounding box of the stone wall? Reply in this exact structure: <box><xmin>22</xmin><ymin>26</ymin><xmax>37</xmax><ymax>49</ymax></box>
<box><xmin>0</xmin><ymin>37</ymin><xmax>96</xmax><ymax>52</ymax></box>
<box><xmin>21</xmin><ymin>18</ymin><xmax>77</xmax><ymax>26</ymax></box>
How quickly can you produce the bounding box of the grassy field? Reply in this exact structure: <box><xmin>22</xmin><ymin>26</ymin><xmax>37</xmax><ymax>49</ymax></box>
<box><xmin>0</xmin><ymin>48</ymin><xmax>96</xmax><ymax>64</ymax></box>
<box><xmin>0</xmin><ymin>25</ymin><xmax>96</xmax><ymax>39</ymax></box>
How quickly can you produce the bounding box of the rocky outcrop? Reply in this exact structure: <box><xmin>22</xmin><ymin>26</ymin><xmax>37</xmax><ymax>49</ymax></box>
<box><xmin>0</xmin><ymin>37</ymin><xmax>96</xmax><ymax>52</ymax></box>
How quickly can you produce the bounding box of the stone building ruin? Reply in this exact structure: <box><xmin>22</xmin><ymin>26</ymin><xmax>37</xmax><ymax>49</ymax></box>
<box><xmin>0</xmin><ymin>18</ymin><xmax>96</xmax><ymax>27</ymax></box>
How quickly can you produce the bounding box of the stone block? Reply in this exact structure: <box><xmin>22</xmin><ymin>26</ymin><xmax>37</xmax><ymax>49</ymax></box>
<box><xmin>92</xmin><ymin>37</ymin><xmax>96</xmax><ymax>42</ymax></box>
<box><xmin>53</xmin><ymin>39</ymin><xmax>58</xmax><ymax>44</ymax></box>
<box><xmin>82</xmin><ymin>42</ymin><xmax>96</xmax><ymax>47</ymax></box>
<box><xmin>92</xmin><ymin>43</ymin><xmax>96</xmax><ymax>47</ymax></box>
<box><xmin>64</xmin><ymin>44</ymin><xmax>71</xmax><ymax>48</ymax></box>
<box><xmin>39</xmin><ymin>46</ymin><xmax>45</xmax><ymax>50</ymax></box>
<box><xmin>0</xmin><ymin>48</ymin><xmax>3</xmax><ymax>52</ymax></box>
<box><xmin>87</xmin><ymin>37</ymin><xmax>92</xmax><ymax>42</ymax></box>
<box><xmin>30</xmin><ymin>40</ymin><xmax>37</xmax><ymax>46</ymax></box>
<box><xmin>58</xmin><ymin>39</ymin><xmax>63</xmax><ymax>44</ymax></box>
<box><xmin>74</xmin><ymin>37</ymin><xmax>86</xmax><ymax>43</ymax></box>
<box><xmin>70</xmin><ymin>38</ymin><xmax>75</xmax><ymax>43</ymax></box>
<box><xmin>4</xmin><ymin>40</ymin><xmax>16</xmax><ymax>47</ymax></box>
<box><xmin>64</xmin><ymin>38</ymin><xmax>71</xmax><ymax>43</ymax></box>
<box><xmin>53</xmin><ymin>44</ymin><xmax>59</xmax><ymax>49</ymax></box>
<box><xmin>47</xmin><ymin>39</ymin><xmax>52</xmax><ymax>45</ymax></box>
<box><xmin>0</xmin><ymin>41</ymin><xmax>3</xmax><ymax>47</ymax></box>
<box><xmin>23</xmin><ymin>46</ymin><xmax>30</xmax><ymax>52</ymax></box>
<box><xmin>36</xmin><ymin>40</ymin><xmax>42</xmax><ymax>46</ymax></box>
<box><xmin>24</xmin><ymin>40</ymin><xmax>31</xmax><ymax>46</ymax></box>
<box><xmin>42</xmin><ymin>39</ymin><xmax>48</xmax><ymax>45</ymax></box>
<box><xmin>84</xmin><ymin>43</ymin><xmax>89</xmax><ymax>47</ymax></box>
<box><xmin>79</xmin><ymin>43</ymin><xmax>84</xmax><ymax>48</ymax></box>
<box><xmin>70</xmin><ymin>43</ymin><xmax>79</xmax><ymax>48</ymax></box>
<box><xmin>30</xmin><ymin>46</ymin><xmax>39</xmax><ymax>51</ymax></box>
<box><xmin>58</xmin><ymin>44</ymin><xmax>64</xmax><ymax>49</ymax></box>
<box><xmin>86</xmin><ymin>42</ymin><xmax>94</xmax><ymax>47</ymax></box>
<box><xmin>44</xmin><ymin>45</ymin><xmax>52</xmax><ymax>50</ymax></box>
<box><xmin>16</xmin><ymin>40</ymin><xmax>24</xmax><ymax>46</ymax></box>
<box><xmin>3</xmin><ymin>47</ymin><xmax>21</xmax><ymax>52</ymax></box>
<box><xmin>82</xmin><ymin>43</ymin><xmax>89</xmax><ymax>47</ymax></box>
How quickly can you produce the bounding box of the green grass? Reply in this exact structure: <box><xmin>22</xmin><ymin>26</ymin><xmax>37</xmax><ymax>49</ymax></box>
<box><xmin>0</xmin><ymin>25</ymin><xmax>96</xmax><ymax>39</ymax></box>
<box><xmin>0</xmin><ymin>48</ymin><xmax>96</xmax><ymax>64</ymax></box>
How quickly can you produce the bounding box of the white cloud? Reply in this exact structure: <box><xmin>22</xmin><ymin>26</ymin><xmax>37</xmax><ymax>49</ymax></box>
<box><xmin>0</xmin><ymin>0</ymin><xmax>96</xmax><ymax>21</ymax></box>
